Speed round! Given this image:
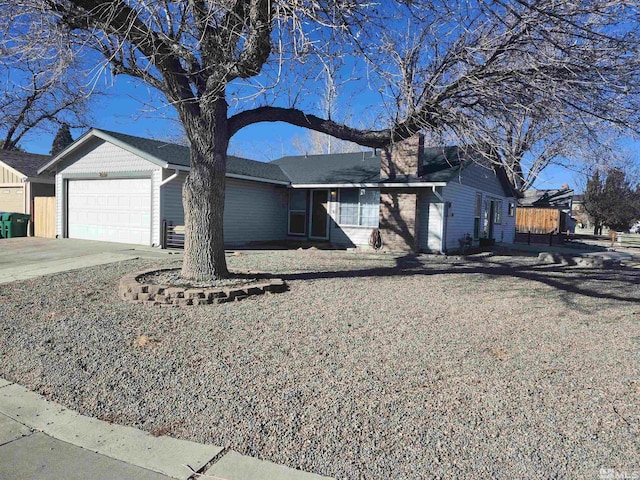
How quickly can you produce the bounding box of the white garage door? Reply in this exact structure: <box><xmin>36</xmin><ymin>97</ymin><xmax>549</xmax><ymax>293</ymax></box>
<box><xmin>0</xmin><ymin>187</ymin><xmax>25</xmax><ymax>213</ymax></box>
<box><xmin>67</xmin><ymin>178</ymin><xmax>152</xmax><ymax>245</ymax></box>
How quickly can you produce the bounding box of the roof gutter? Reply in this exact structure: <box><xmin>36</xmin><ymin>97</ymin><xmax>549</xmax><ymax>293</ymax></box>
<box><xmin>226</xmin><ymin>173</ymin><xmax>290</xmax><ymax>186</ymax></box>
<box><xmin>290</xmin><ymin>182</ymin><xmax>447</xmax><ymax>189</ymax></box>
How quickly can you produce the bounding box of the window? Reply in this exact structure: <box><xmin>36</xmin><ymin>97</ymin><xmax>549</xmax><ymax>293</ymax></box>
<box><xmin>473</xmin><ymin>193</ymin><xmax>482</xmax><ymax>239</ymax></box>
<box><xmin>494</xmin><ymin>200</ymin><xmax>503</xmax><ymax>225</ymax></box>
<box><xmin>339</xmin><ymin>188</ymin><xmax>380</xmax><ymax>227</ymax></box>
<box><xmin>508</xmin><ymin>202</ymin><xmax>515</xmax><ymax>216</ymax></box>
<box><xmin>288</xmin><ymin>190</ymin><xmax>307</xmax><ymax>235</ymax></box>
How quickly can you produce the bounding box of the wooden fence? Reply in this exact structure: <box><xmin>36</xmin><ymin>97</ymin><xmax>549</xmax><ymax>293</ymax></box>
<box><xmin>514</xmin><ymin>231</ymin><xmax>566</xmax><ymax>246</ymax></box>
<box><xmin>515</xmin><ymin>207</ymin><xmax>560</xmax><ymax>234</ymax></box>
<box><xmin>33</xmin><ymin>196</ymin><xmax>56</xmax><ymax>238</ymax></box>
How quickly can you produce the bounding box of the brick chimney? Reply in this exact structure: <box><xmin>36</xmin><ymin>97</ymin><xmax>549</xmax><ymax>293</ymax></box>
<box><xmin>380</xmin><ymin>134</ymin><xmax>424</xmax><ymax>180</ymax></box>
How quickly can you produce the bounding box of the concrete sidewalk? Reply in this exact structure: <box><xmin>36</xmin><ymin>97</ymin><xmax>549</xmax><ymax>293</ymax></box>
<box><xmin>0</xmin><ymin>378</ymin><xmax>332</xmax><ymax>480</ymax></box>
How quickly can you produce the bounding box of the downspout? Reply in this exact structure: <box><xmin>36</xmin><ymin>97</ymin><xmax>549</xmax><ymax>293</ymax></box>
<box><xmin>432</xmin><ymin>186</ymin><xmax>447</xmax><ymax>254</ymax></box>
<box><xmin>160</xmin><ymin>168</ymin><xmax>180</xmax><ymax>186</ymax></box>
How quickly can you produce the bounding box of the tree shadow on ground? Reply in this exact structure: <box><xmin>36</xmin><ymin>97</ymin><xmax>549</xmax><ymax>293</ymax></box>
<box><xmin>273</xmin><ymin>254</ymin><xmax>640</xmax><ymax>305</ymax></box>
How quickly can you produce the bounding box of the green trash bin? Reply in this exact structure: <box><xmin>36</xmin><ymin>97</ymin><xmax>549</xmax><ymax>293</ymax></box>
<box><xmin>3</xmin><ymin>213</ymin><xmax>30</xmax><ymax>238</ymax></box>
<box><xmin>0</xmin><ymin>212</ymin><xmax>9</xmax><ymax>239</ymax></box>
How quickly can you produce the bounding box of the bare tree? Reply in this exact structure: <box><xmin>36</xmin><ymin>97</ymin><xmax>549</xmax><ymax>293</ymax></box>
<box><xmin>3</xmin><ymin>1</ymin><xmax>638</xmax><ymax>280</ymax></box>
<box><xmin>292</xmin><ymin>57</ymin><xmax>363</xmax><ymax>155</ymax></box>
<box><xmin>292</xmin><ymin>130</ymin><xmax>363</xmax><ymax>156</ymax></box>
<box><xmin>482</xmin><ymin>113</ymin><xmax>629</xmax><ymax>191</ymax></box>
<box><xmin>0</xmin><ymin>39</ymin><xmax>94</xmax><ymax>150</ymax></box>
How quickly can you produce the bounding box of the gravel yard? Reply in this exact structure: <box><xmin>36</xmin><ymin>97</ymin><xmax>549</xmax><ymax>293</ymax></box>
<box><xmin>1</xmin><ymin>249</ymin><xmax>639</xmax><ymax>479</ymax></box>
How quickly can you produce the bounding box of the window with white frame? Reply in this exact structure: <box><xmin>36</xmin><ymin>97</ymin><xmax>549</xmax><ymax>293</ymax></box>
<box><xmin>494</xmin><ymin>200</ymin><xmax>503</xmax><ymax>224</ymax></box>
<box><xmin>339</xmin><ymin>188</ymin><xmax>380</xmax><ymax>227</ymax></box>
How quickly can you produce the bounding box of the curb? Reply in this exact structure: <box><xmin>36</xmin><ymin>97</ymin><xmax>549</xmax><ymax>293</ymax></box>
<box><xmin>0</xmin><ymin>378</ymin><xmax>333</xmax><ymax>480</ymax></box>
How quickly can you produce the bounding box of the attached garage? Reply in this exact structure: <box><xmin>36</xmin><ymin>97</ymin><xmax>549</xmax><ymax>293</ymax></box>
<box><xmin>67</xmin><ymin>178</ymin><xmax>152</xmax><ymax>245</ymax></box>
<box><xmin>38</xmin><ymin>128</ymin><xmax>290</xmax><ymax>248</ymax></box>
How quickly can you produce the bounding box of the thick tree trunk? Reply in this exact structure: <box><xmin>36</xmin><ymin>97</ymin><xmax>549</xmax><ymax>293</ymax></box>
<box><xmin>180</xmin><ymin>99</ymin><xmax>230</xmax><ymax>281</ymax></box>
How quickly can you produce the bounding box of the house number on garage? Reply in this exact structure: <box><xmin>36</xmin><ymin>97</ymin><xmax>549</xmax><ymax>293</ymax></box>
<box><xmin>99</xmin><ymin>172</ymin><xmax>108</xmax><ymax>177</ymax></box>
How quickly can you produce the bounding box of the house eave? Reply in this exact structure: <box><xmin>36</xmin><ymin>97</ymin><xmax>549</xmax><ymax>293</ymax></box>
<box><xmin>289</xmin><ymin>182</ymin><xmax>448</xmax><ymax>188</ymax></box>
<box><xmin>159</xmin><ymin>167</ymin><xmax>291</xmax><ymax>186</ymax></box>
<box><xmin>166</xmin><ymin>163</ymin><xmax>190</xmax><ymax>172</ymax></box>
<box><xmin>26</xmin><ymin>176</ymin><xmax>55</xmax><ymax>184</ymax></box>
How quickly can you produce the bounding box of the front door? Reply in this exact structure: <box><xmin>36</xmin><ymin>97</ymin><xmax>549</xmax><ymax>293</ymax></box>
<box><xmin>309</xmin><ymin>190</ymin><xmax>329</xmax><ymax>239</ymax></box>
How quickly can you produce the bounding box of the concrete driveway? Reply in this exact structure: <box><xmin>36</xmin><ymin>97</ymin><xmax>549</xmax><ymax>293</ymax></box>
<box><xmin>0</xmin><ymin>238</ymin><xmax>182</xmax><ymax>284</ymax></box>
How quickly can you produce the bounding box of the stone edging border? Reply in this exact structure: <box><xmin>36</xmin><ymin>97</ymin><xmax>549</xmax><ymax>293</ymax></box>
<box><xmin>119</xmin><ymin>268</ymin><xmax>287</xmax><ymax>306</ymax></box>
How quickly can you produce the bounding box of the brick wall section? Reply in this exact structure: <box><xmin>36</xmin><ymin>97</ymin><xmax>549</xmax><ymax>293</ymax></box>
<box><xmin>379</xmin><ymin>189</ymin><xmax>420</xmax><ymax>252</ymax></box>
<box><xmin>380</xmin><ymin>135</ymin><xmax>424</xmax><ymax>180</ymax></box>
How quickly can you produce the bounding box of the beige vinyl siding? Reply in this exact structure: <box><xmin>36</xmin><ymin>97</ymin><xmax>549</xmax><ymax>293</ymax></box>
<box><xmin>0</xmin><ymin>164</ymin><xmax>23</xmax><ymax>183</ymax></box>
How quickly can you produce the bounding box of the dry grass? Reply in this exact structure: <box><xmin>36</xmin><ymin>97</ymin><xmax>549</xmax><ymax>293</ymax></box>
<box><xmin>1</xmin><ymin>249</ymin><xmax>639</xmax><ymax>479</ymax></box>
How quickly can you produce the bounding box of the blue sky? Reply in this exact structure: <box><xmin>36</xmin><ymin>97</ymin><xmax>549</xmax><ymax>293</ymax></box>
<box><xmin>19</xmin><ymin>74</ymin><xmax>637</xmax><ymax>194</ymax></box>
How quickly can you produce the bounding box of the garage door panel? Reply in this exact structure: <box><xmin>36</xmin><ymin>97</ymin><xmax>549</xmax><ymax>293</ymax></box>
<box><xmin>0</xmin><ymin>187</ymin><xmax>25</xmax><ymax>213</ymax></box>
<box><xmin>68</xmin><ymin>179</ymin><xmax>152</xmax><ymax>245</ymax></box>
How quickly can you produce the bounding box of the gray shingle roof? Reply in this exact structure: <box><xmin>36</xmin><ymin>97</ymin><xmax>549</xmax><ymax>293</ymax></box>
<box><xmin>0</xmin><ymin>151</ymin><xmax>51</xmax><ymax>178</ymax></box>
<box><xmin>271</xmin><ymin>146</ymin><xmax>476</xmax><ymax>184</ymax></box>
<box><xmin>420</xmin><ymin>146</ymin><xmax>474</xmax><ymax>182</ymax></box>
<box><xmin>519</xmin><ymin>188</ymin><xmax>574</xmax><ymax>207</ymax></box>
<box><xmin>63</xmin><ymin>129</ymin><xmax>512</xmax><ymax>193</ymax></box>
<box><xmin>271</xmin><ymin>151</ymin><xmax>381</xmax><ymax>184</ymax></box>
<box><xmin>98</xmin><ymin>129</ymin><xmax>290</xmax><ymax>183</ymax></box>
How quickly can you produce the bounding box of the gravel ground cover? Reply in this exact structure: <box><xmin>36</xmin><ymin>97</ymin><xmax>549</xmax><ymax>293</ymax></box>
<box><xmin>1</xmin><ymin>250</ymin><xmax>639</xmax><ymax>479</ymax></box>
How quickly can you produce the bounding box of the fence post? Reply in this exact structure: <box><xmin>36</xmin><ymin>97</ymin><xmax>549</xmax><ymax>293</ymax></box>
<box><xmin>161</xmin><ymin>219</ymin><xmax>167</xmax><ymax>249</ymax></box>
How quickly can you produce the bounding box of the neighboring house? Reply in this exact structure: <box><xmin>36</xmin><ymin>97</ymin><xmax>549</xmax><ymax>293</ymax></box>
<box><xmin>273</xmin><ymin>138</ymin><xmax>517</xmax><ymax>252</ymax></box>
<box><xmin>571</xmin><ymin>194</ymin><xmax>611</xmax><ymax>235</ymax></box>
<box><xmin>38</xmin><ymin>129</ymin><xmax>517</xmax><ymax>252</ymax></box>
<box><xmin>516</xmin><ymin>186</ymin><xmax>574</xmax><ymax>234</ymax></box>
<box><xmin>571</xmin><ymin>194</ymin><xmax>591</xmax><ymax>233</ymax></box>
<box><xmin>0</xmin><ymin>151</ymin><xmax>54</xmax><ymax>216</ymax></box>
